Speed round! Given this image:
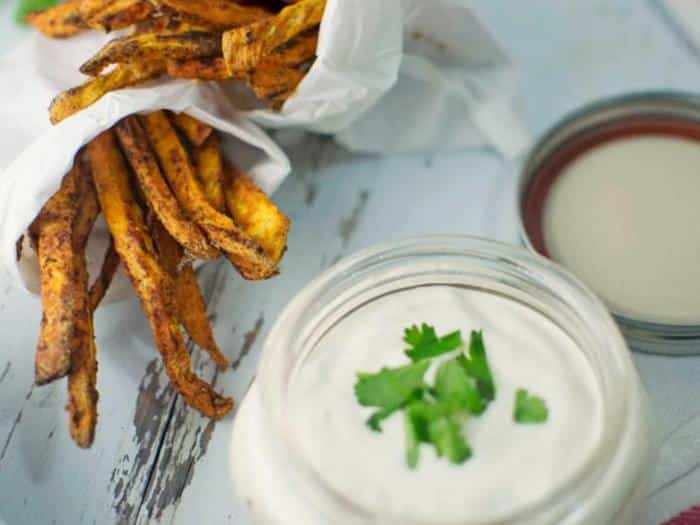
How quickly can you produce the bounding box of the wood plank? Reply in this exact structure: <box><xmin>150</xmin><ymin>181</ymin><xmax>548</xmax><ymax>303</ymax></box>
<box><xmin>0</xmin><ymin>287</ymin><xmax>177</xmax><ymax>524</ymax></box>
<box><xmin>2</xmin><ymin>1</ymin><xmax>700</xmax><ymax>522</ymax></box>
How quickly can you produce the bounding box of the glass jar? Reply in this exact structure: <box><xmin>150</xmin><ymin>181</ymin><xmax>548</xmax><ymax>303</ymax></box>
<box><xmin>232</xmin><ymin>236</ymin><xmax>653</xmax><ymax>525</ymax></box>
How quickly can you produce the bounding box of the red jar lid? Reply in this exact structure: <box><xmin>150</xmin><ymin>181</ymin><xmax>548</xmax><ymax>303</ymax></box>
<box><xmin>517</xmin><ymin>92</ymin><xmax>700</xmax><ymax>354</ymax></box>
<box><xmin>663</xmin><ymin>506</ymin><xmax>700</xmax><ymax>525</ymax></box>
<box><xmin>522</xmin><ymin>116</ymin><xmax>700</xmax><ymax>259</ymax></box>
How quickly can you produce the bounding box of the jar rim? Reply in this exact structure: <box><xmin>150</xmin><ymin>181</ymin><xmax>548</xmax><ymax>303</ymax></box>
<box><xmin>517</xmin><ymin>91</ymin><xmax>700</xmax><ymax>354</ymax></box>
<box><xmin>256</xmin><ymin>235</ymin><xmax>635</xmax><ymax>524</ymax></box>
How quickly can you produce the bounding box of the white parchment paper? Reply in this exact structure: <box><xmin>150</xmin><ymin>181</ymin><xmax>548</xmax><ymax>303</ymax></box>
<box><xmin>0</xmin><ymin>0</ymin><xmax>528</xmax><ymax>297</ymax></box>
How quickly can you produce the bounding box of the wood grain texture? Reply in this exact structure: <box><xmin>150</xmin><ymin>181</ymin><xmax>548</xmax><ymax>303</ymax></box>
<box><xmin>3</xmin><ymin>2</ymin><xmax>700</xmax><ymax>524</ymax></box>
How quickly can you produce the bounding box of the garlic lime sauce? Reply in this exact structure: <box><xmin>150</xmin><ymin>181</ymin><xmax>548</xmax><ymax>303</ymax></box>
<box><xmin>287</xmin><ymin>286</ymin><xmax>603</xmax><ymax>524</ymax></box>
<box><xmin>231</xmin><ymin>237</ymin><xmax>653</xmax><ymax>525</ymax></box>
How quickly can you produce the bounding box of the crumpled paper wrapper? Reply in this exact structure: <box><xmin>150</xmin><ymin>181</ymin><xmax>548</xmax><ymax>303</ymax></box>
<box><xmin>0</xmin><ymin>0</ymin><xmax>528</xmax><ymax>298</ymax></box>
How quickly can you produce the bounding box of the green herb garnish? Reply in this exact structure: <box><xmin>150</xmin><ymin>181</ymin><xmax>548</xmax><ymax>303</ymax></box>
<box><xmin>513</xmin><ymin>389</ymin><xmax>549</xmax><ymax>423</ymax></box>
<box><xmin>428</xmin><ymin>415</ymin><xmax>472</xmax><ymax>464</ymax></box>
<box><xmin>404</xmin><ymin>323</ymin><xmax>463</xmax><ymax>361</ymax></box>
<box><xmin>15</xmin><ymin>0</ymin><xmax>58</xmax><ymax>24</ymax></box>
<box><xmin>433</xmin><ymin>358</ymin><xmax>485</xmax><ymax>415</ymax></box>
<box><xmin>404</xmin><ymin>400</ymin><xmax>472</xmax><ymax>468</ymax></box>
<box><xmin>354</xmin><ymin>360</ymin><xmax>430</xmax><ymax>431</ymax></box>
<box><xmin>356</xmin><ymin>323</ymin><xmax>479</xmax><ymax>467</ymax></box>
<box><xmin>459</xmin><ymin>331</ymin><xmax>496</xmax><ymax>402</ymax></box>
<box><xmin>404</xmin><ymin>408</ymin><xmax>422</xmax><ymax>469</ymax></box>
<box><xmin>355</xmin><ymin>323</ymin><xmax>548</xmax><ymax>469</ymax></box>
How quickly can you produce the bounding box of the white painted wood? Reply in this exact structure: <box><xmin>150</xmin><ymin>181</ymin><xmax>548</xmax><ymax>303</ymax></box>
<box><xmin>0</xmin><ymin>1</ymin><xmax>700</xmax><ymax>524</ymax></box>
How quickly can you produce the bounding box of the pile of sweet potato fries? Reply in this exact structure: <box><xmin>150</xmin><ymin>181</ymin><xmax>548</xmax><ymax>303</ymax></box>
<box><xmin>26</xmin><ymin>0</ymin><xmax>325</xmax><ymax>123</ymax></box>
<box><xmin>27</xmin><ymin>111</ymin><xmax>289</xmax><ymax>447</ymax></box>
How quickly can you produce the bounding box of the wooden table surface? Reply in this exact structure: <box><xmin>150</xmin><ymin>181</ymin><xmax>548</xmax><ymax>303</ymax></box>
<box><xmin>1</xmin><ymin>1</ymin><xmax>700</xmax><ymax>524</ymax></box>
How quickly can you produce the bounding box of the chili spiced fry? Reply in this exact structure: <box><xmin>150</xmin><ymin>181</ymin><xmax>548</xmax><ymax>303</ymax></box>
<box><xmin>222</xmin><ymin>0</ymin><xmax>325</xmax><ymax>73</ymax></box>
<box><xmin>80</xmin><ymin>32</ymin><xmax>221</xmax><ymax>76</ymax></box>
<box><xmin>115</xmin><ymin>115</ymin><xmax>219</xmax><ymax>259</ymax></box>
<box><xmin>25</xmin><ymin>0</ymin><xmax>85</xmax><ymax>38</ymax></box>
<box><xmin>49</xmin><ymin>62</ymin><xmax>165</xmax><ymax>124</ymax></box>
<box><xmin>169</xmin><ymin>112</ymin><xmax>214</xmax><ymax>147</ymax></box>
<box><xmin>192</xmin><ymin>133</ymin><xmax>226</xmax><ymax>212</ymax></box>
<box><xmin>79</xmin><ymin>0</ymin><xmax>155</xmax><ymax>32</ymax></box>
<box><xmin>149</xmin><ymin>218</ymin><xmax>229</xmax><ymax>368</ymax></box>
<box><xmin>140</xmin><ymin>111</ymin><xmax>276</xmax><ymax>280</ymax></box>
<box><xmin>87</xmin><ymin>130</ymin><xmax>233</xmax><ymax>419</ymax></box>
<box><xmin>66</xmin><ymin>157</ymin><xmax>101</xmax><ymax>448</ymax></box>
<box><xmin>31</xmin><ymin>163</ymin><xmax>83</xmax><ymax>384</ymax></box>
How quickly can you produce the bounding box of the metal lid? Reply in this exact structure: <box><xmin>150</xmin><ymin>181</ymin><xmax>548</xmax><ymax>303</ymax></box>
<box><xmin>518</xmin><ymin>92</ymin><xmax>700</xmax><ymax>355</ymax></box>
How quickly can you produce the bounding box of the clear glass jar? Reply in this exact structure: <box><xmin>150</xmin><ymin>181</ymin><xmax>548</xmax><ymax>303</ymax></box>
<box><xmin>232</xmin><ymin>236</ymin><xmax>653</xmax><ymax>525</ymax></box>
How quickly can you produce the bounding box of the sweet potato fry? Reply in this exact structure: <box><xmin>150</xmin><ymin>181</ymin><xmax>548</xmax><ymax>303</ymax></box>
<box><xmin>222</xmin><ymin>0</ymin><xmax>325</xmax><ymax>73</ymax></box>
<box><xmin>79</xmin><ymin>0</ymin><xmax>155</xmax><ymax>32</ymax></box>
<box><xmin>131</xmin><ymin>12</ymin><xmax>214</xmax><ymax>35</ymax></box>
<box><xmin>146</xmin><ymin>211</ymin><xmax>179</xmax><ymax>272</ymax></box>
<box><xmin>66</xmin><ymin>158</ymin><xmax>101</xmax><ymax>448</ymax></box>
<box><xmin>150</xmin><ymin>219</ymin><xmax>229</xmax><ymax>368</ymax></box>
<box><xmin>223</xmin><ymin>161</ymin><xmax>289</xmax><ymax>264</ymax></box>
<box><xmin>140</xmin><ymin>112</ymin><xmax>276</xmax><ymax>280</ymax></box>
<box><xmin>25</xmin><ymin>0</ymin><xmax>85</xmax><ymax>38</ymax></box>
<box><xmin>89</xmin><ymin>241</ymin><xmax>120</xmax><ymax>311</ymax></box>
<box><xmin>115</xmin><ymin>116</ymin><xmax>218</xmax><ymax>259</ymax></box>
<box><xmin>31</xmin><ymin>163</ymin><xmax>84</xmax><ymax>384</ymax></box>
<box><xmin>67</xmin><ymin>259</ymin><xmax>99</xmax><ymax>448</ymax></box>
<box><xmin>49</xmin><ymin>62</ymin><xmax>165</xmax><ymax>124</ymax></box>
<box><xmin>247</xmin><ymin>66</ymin><xmax>305</xmax><ymax>100</ymax></box>
<box><xmin>259</xmin><ymin>30</ymin><xmax>318</xmax><ymax>68</ymax></box>
<box><xmin>169</xmin><ymin>112</ymin><xmax>213</xmax><ymax>147</ymax></box>
<box><xmin>156</xmin><ymin>0</ymin><xmax>271</xmax><ymax>30</ymax></box>
<box><xmin>269</xmin><ymin>89</ymin><xmax>294</xmax><ymax>110</ymax></box>
<box><xmin>167</xmin><ymin>31</ymin><xmax>316</xmax><ymax>81</ymax></box>
<box><xmin>175</xmin><ymin>265</ymin><xmax>229</xmax><ymax>367</ymax></box>
<box><xmin>166</xmin><ymin>56</ymin><xmax>230</xmax><ymax>80</ymax></box>
<box><xmin>192</xmin><ymin>134</ymin><xmax>226</xmax><ymax>212</ymax></box>
<box><xmin>87</xmin><ymin>130</ymin><xmax>233</xmax><ymax>419</ymax></box>
<box><xmin>80</xmin><ymin>32</ymin><xmax>221</xmax><ymax>77</ymax></box>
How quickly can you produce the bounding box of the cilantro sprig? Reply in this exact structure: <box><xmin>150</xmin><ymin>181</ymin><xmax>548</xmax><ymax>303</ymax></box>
<box><xmin>355</xmin><ymin>324</ymin><xmax>498</xmax><ymax>469</ymax></box>
<box><xmin>433</xmin><ymin>357</ymin><xmax>485</xmax><ymax>415</ymax></box>
<box><xmin>514</xmin><ymin>389</ymin><xmax>549</xmax><ymax>424</ymax></box>
<box><xmin>460</xmin><ymin>331</ymin><xmax>495</xmax><ymax>402</ymax></box>
<box><xmin>404</xmin><ymin>401</ymin><xmax>471</xmax><ymax>468</ymax></box>
<box><xmin>354</xmin><ymin>323</ymin><xmax>550</xmax><ymax>469</ymax></box>
<box><xmin>404</xmin><ymin>324</ymin><xmax>463</xmax><ymax>361</ymax></box>
<box><xmin>354</xmin><ymin>361</ymin><xmax>430</xmax><ymax>431</ymax></box>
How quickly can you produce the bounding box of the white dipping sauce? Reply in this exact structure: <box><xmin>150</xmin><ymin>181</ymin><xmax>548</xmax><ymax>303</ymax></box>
<box><xmin>543</xmin><ymin>135</ymin><xmax>700</xmax><ymax>325</ymax></box>
<box><xmin>287</xmin><ymin>285</ymin><xmax>603</xmax><ymax>524</ymax></box>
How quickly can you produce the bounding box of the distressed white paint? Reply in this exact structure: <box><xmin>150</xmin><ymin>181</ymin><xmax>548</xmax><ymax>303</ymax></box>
<box><xmin>0</xmin><ymin>1</ymin><xmax>700</xmax><ymax>524</ymax></box>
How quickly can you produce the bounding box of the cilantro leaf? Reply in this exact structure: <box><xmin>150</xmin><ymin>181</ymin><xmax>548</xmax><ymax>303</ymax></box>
<box><xmin>354</xmin><ymin>360</ymin><xmax>430</xmax><ymax>431</ymax></box>
<box><xmin>404</xmin><ymin>409</ymin><xmax>421</xmax><ymax>469</ymax></box>
<box><xmin>433</xmin><ymin>358</ymin><xmax>485</xmax><ymax>415</ymax></box>
<box><xmin>428</xmin><ymin>416</ymin><xmax>472</xmax><ymax>464</ymax></box>
<box><xmin>404</xmin><ymin>323</ymin><xmax>463</xmax><ymax>361</ymax></box>
<box><xmin>15</xmin><ymin>0</ymin><xmax>59</xmax><ymax>24</ymax></box>
<box><xmin>460</xmin><ymin>331</ymin><xmax>496</xmax><ymax>401</ymax></box>
<box><xmin>404</xmin><ymin>400</ymin><xmax>471</xmax><ymax>468</ymax></box>
<box><xmin>366</xmin><ymin>407</ymin><xmax>395</xmax><ymax>432</ymax></box>
<box><xmin>403</xmin><ymin>323</ymin><xmax>436</xmax><ymax>348</ymax></box>
<box><xmin>354</xmin><ymin>324</ymin><xmax>500</xmax><ymax>469</ymax></box>
<box><xmin>514</xmin><ymin>389</ymin><xmax>549</xmax><ymax>423</ymax></box>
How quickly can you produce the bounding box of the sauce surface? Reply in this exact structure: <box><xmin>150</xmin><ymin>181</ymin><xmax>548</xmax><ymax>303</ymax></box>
<box><xmin>543</xmin><ymin>135</ymin><xmax>700</xmax><ymax>325</ymax></box>
<box><xmin>287</xmin><ymin>285</ymin><xmax>603</xmax><ymax>523</ymax></box>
